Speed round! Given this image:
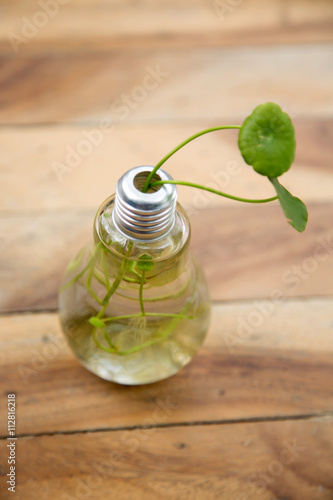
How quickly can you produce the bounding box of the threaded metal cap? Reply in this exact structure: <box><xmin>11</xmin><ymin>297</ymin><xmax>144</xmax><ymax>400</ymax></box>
<box><xmin>112</xmin><ymin>166</ymin><xmax>177</xmax><ymax>241</ymax></box>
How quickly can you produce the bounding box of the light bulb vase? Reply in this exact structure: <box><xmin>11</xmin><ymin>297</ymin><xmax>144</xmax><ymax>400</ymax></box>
<box><xmin>59</xmin><ymin>166</ymin><xmax>211</xmax><ymax>385</ymax></box>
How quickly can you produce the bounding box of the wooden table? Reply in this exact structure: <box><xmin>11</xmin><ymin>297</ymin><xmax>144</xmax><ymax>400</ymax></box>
<box><xmin>1</xmin><ymin>1</ymin><xmax>333</xmax><ymax>499</ymax></box>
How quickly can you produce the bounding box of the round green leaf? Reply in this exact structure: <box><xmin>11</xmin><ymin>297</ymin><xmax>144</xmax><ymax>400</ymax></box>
<box><xmin>238</xmin><ymin>102</ymin><xmax>296</xmax><ymax>177</ymax></box>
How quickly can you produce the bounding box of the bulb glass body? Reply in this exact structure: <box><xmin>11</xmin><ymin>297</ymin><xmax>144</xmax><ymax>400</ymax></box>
<box><xmin>59</xmin><ymin>193</ymin><xmax>211</xmax><ymax>385</ymax></box>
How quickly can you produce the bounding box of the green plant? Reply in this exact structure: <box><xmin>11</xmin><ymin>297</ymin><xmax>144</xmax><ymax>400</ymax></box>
<box><xmin>61</xmin><ymin>238</ymin><xmax>199</xmax><ymax>357</ymax></box>
<box><xmin>143</xmin><ymin>102</ymin><xmax>308</xmax><ymax>232</ymax></box>
<box><xmin>60</xmin><ymin>102</ymin><xmax>308</xmax><ymax>369</ymax></box>
<box><xmin>87</xmin><ymin>251</ymin><xmax>195</xmax><ymax>356</ymax></box>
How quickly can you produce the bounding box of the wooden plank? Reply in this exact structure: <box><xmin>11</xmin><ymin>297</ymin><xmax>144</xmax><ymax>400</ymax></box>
<box><xmin>1</xmin><ymin>203</ymin><xmax>332</xmax><ymax>313</ymax></box>
<box><xmin>0</xmin><ymin>44</ymin><xmax>332</xmax><ymax>124</ymax></box>
<box><xmin>1</xmin><ymin>0</ymin><xmax>332</xmax><ymax>55</ymax></box>
<box><xmin>1</xmin><ymin>419</ymin><xmax>333</xmax><ymax>499</ymax></box>
<box><xmin>0</xmin><ymin>298</ymin><xmax>332</xmax><ymax>436</ymax></box>
<box><xmin>190</xmin><ymin>202</ymin><xmax>333</xmax><ymax>302</ymax></box>
<box><xmin>0</xmin><ymin>120</ymin><xmax>332</xmax><ymax>214</ymax></box>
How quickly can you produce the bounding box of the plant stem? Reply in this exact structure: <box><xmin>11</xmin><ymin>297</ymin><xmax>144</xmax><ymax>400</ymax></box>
<box><xmin>139</xmin><ymin>271</ymin><xmax>146</xmax><ymax>316</ymax></box>
<box><xmin>101</xmin><ymin>248</ymin><xmax>110</xmax><ymax>290</ymax></box>
<box><xmin>104</xmin><ymin>330</ymin><xmax>117</xmax><ymax>350</ymax></box>
<box><xmin>92</xmin><ymin>313</ymin><xmax>194</xmax><ymax>355</ymax></box>
<box><xmin>60</xmin><ymin>243</ymin><xmax>101</xmax><ymax>292</ymax></box>
<box><xmin>149</xmin><ymin>180</ymin><xmax>278</xmax><ymax>204</ymax></box>
<box><xmin>115</xmin><ymin>278</ymin><xmax>191</xmax><ymax>303</ymax></box>
<box><xmin>92</xmin><ymin>275</ymin><xmax>199</xmax><ymax>355</ymax></box>
<box><xmin>93</xmin><ymin>327</ymin><xmax>115</xmax><ymax>353</ymax></box>
<box><xmin>103</xmin><ymin>312</ymin><xmax>194</xmax><ymax>323</ymax></box>
<box><xmin>93</xmin><ymin>270</ymin><xmax>107</xmax><ymax>287</ymax></box>
<box><xmin>129</xmin><ymin>275</ymin><xmax>199</xmax><ymax>353</ymax></box>
<box><xmin>94</xmin><ymin>313</ymin><xmax>194</xmax><ymax>355</ymax></box>
<box><xmin>97</xmin><ymin>241</ymin><xmax>134</xmax><ymax>318</ymax></box>
<box><xmin>142</xmin><ymin>125</ymin><xmax>241</xmax><ymax>192</ymax></box>
<box><xmin>86</xmin><ymin>258</ymin><xmax>104</xmax><ymax>306</ymax></box>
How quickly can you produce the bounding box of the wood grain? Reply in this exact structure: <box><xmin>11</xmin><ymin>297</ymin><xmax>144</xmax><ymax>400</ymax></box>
<box><xmin>1</xmin><ymin>419</ymin><xmax>333</xmax><ymax>499</ymax></box>
<box><xmin>0</xmin><ymin>203</ymin><xmax>332</xmax><ymax>313</ymax></box>
<box><xmin>0</xmin><ymin>44</ymin><xmax>332</xmax><ymax>124</ymax></box>
<box><xmin>0</xmin><ymin>1</ymin><xmax>332</xmax><ymax>498</ymax></box>
<box><xmin>0</xmin><ymin>297</ymin><xmax>332</xmax><ymax>436</ymax></box>
<box><xmin>1</xmin><ymin>0</ymin><xmax>332</xmax><ymax>55</ymax></box>
<box><xmin>0</xmin><ymin>120</ymin><xmax>332</xmax><ymax>213</ymax></box>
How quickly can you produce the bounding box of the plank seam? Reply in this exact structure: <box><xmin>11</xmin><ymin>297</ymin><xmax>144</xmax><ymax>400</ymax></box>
<box><xmin>1</xmin><ymin>412</ymin><xmax>332</xmax><ymax>440</ymax></box>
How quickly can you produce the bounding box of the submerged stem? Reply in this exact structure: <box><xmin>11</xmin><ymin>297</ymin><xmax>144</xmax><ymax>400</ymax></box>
<box><xmin>97</xmin><ymin>240</ymin><xmax>134</xmax><ymax>318</ymax></box>
<box><xmin>103</xmin><ymin>312</ymin><xmax>194</xmax><ymax>323</ymax></box>
<box><xmin>86</xmin><ymin>260</ymin><xmax>104</xmax><ymax>306</ymax></box>
<box><xmin>139</xmin><ymin>271</ymin><xmax>146</xmax><ymax>316</ymax></box>
<box><xmin>60</xmin><ymin>243</ymin><xmax>101</xmax><ymax>292</ymax></box>
<box><xmin>101</xmin><ymin>248</ymin><xmax>111</xmax><ymax>290</ymax></box>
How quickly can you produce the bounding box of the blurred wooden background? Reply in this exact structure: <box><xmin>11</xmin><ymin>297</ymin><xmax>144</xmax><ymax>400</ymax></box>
<box><xmin>0</xmin><ymin>1</ymin><xmax>332</xmax><ymax>499</ymax></box>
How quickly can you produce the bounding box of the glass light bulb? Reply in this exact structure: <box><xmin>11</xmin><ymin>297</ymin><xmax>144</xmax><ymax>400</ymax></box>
<box><xmin>59</xmin><ymin>167</ymin><xmax>211</xmax><ymax>385</ymax></box>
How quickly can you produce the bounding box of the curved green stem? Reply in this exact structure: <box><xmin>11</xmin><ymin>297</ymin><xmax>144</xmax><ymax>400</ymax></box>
<box><xmin>142</xmin><ymin>125</ymin><xmax>241</xmax><ymax>192</ymax></box>
<box><xmin>93</xmin><ymin>273</ymin><xmax>199</xmax><ymax>356</ymax></box>
<box><xmin>115</xmin><ymin>278</ymin><xmax>191</xmax><ymax>303</ymax></box>
<box><xmin>101</xmin><ymin>248</ymin><xmax>110</xmax><ymax>290</ymax></box>
<box><xmin>97</xmin><ymin>241</ymin><xmax>134</xmax><ymax>318</ymax></box>
<box><xmin>93</xmin><ymin>312</ymin><xmax>194</xmax><ymax>355</ymax></box>
<box><xmin>104</xmin><ymin>331</ymin><xmax>116</xmax><ymax>350</ymax></box>
<box><xmin>103</xmin><ymin>312</ymin><xmax>194</xmax><ymax>323</ymax></box>
<box><xmin>93</xmin><ymin>270</ymin><xmax>107</xmax><ymax>287</ymax></box>
<box><xmin>60</xmin><ymin>243</ymin><xmax>101</xmax><ymax>292</ymax></box>
<box><xmin>86</xmin><ymin>257</ymin><xmax>104</xmax><ymax>306</ymax></box>
<box><xmin>150</xmin><ymin>180</ymin><xmax>278</xmax><ymax>204</ymax></box>
<box><xmin>92</xmin><ymin>328</ymin><xmax>109</xmax><ymax>352</ymax></box>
